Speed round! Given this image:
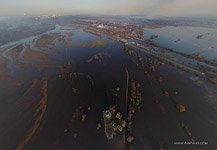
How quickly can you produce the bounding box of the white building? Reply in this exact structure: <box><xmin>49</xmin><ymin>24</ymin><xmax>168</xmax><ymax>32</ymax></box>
<box><xmin>98</xmin><ymin>24</ymin><xmax>104</xmax><ymax>28</ymax></box>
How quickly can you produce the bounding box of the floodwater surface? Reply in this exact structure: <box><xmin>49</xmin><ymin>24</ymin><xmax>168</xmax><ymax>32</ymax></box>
<box><xmin>0</xmin><ymin>25</ymin><xmax>217</xmax><ymax>150</ymax></box>
<box><xmin>144</xmin><ymin>26</ymin><xmax>217</xmax><ymax>59</ymax></box>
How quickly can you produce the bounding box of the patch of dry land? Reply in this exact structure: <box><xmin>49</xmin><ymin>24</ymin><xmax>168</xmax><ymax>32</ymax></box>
<box><xmin>23</xmin><ymin>45</ymin><xmax>48</xmax><ymax>62</ymax></box>
<box><xmin>61</xmin><ymin>39</ymin><xmax>108</xmax><ymax>48</ymax></box>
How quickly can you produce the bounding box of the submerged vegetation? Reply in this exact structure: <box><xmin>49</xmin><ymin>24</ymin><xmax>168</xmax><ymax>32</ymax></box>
<box><xmin>87</xmin><ymin>52</ymin><xmax>110</xmax><ymax>64</ymax></box>
<box><xmin>5</xmin><ymin>45</ymin><xmax>24</xmax><ymax>65</ymax></box>
<box><xmin>126</xmin><ymin>40</ymin><xmax>217</xmax><ymax>84</ymax></box>
<box><xmin>24</xmin><ymin>45</ymin><xmax>48</xmax><ymax>62</ymax></box>
<box><xmin>17</xmin><ymin>78</ymin><xmax>48</xmax><ymax>150</ymax></box>
<box><xmin>35</xmin><ymin>33</ymin><xmax>60</xmax><ymax>49</ymax></box>
<box><xmin>123</xmin><ymin>45</ymin><xmax>144</xmax><ymax>66</ymax></box>
<box><xmin>0</xmin><ymin>59</ymin><xmax>7</xmax><ymax>73</ymax></box>
<box><xmin>61</xmin><ymin>37</ymin><xmax>110</xmax><ymax>48</ymax></box>
<box><xmin>146</xmin><ymin>39</ymin><xmax>217</xmax><ymax>67</ymax></box>
<box><xmin>0</xmin><ymin>22</ymin><xmax>217</xmax><ymax>150</ymax></box>
<box><xmin>126</xmin><ymin>80</ymin><xmax>142</xmax><ymax>143</ymax></box>
<box><xmin>209</xmin><ymin>77</ymin><xmax>217</xmax><ymax>84</ymax></box>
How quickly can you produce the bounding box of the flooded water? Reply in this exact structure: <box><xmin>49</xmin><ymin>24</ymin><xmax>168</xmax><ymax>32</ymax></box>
<box><xmin>0</xmin><ymin>26</ymin><xmax>217</xmax><ymax>150</ymax></box>
<box><xmin>144</xmin><ymin>26</ymin><xmax>217</xmax><ymax>60</ymax></box>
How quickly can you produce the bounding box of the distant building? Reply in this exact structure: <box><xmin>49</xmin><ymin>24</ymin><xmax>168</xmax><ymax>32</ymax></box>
<box><xmin>98</xmin><ymin>24</ymin><xmax>104</xmax><ymax>28</ymax></box>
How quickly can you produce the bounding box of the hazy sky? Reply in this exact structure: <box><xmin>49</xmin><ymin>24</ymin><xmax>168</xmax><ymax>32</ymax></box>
<box><xmin>0</xmin><ymin>0</ymin><xmax>217</xmax><ymax>17</ymax></box>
